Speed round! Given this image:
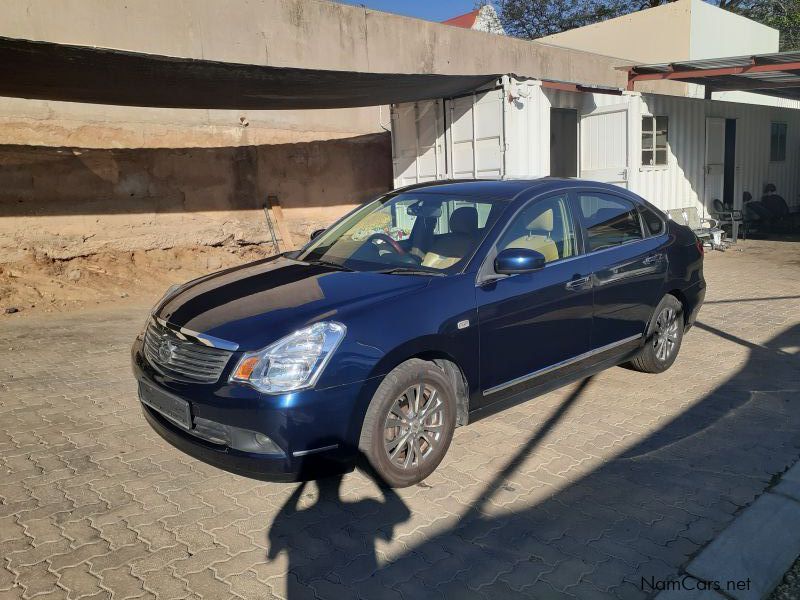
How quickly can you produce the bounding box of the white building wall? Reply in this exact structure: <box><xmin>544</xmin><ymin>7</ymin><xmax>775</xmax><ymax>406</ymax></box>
<box><xmin>688</xmin><ymin>0</ymin><xmax>778</xmax><ymax>59</ymax></box>
<box><xmin>538</xmin><ymin>0</ymin><xmax>691</xmax><ymax>63</ymax></box>
<box><xmin>630</xmin><ymin>93</ymin><xmax>707</xmax><ymax>213</ymax></box>
<box><xmin>632</xmin><ymin>93</ymin><xmax>800</xmax><ymax>213</ymax></box>
<box><xmin>392</xmin><ymin>78</ymin><xmax>800</xmax><ymax>214</ymax></box>
<box><xmin>541</xmin><ymin>88</ymin><xmax>800</xmax><ymax>214</ymax></box>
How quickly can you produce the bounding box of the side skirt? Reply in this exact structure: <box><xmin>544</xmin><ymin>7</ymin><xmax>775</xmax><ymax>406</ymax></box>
<box><xmin>466</xmin><ymin>343</ymin><xmax>641</xmax><ymax>425</ymax></box>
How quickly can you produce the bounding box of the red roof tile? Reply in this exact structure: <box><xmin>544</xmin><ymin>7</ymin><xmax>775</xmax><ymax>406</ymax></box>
<box><xmin>441</xmin><ymin>9</ymin><xmax>479</xmax><ymax>29</ymax></box>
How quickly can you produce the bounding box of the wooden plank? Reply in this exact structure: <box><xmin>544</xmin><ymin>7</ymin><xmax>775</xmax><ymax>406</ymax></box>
<box><xmin>267</xmin><ymin>195</ymin><xmax>295</xmax><ymax>251</ymax></box>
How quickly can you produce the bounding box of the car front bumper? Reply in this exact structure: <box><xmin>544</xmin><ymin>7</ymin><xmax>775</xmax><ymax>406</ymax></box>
<box><xmin>131</xmin><ymin>336</ymin><xmax>380</xmax><ymax>481</ymax></box>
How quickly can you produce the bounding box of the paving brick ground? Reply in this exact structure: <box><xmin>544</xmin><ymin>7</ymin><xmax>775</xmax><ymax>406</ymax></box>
<box><xmin>770</xmin><ymin>555</ymin><xmax>800</xmax><ymax>600</ymax></box>
<box><xmin>1</xmin><ymin>239</ymin><xmax>799</xmax><ymax>600</ymax></box>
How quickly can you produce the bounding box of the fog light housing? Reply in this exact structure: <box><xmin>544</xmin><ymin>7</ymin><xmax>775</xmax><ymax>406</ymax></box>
<box><xmin>187</xmin><ymin>417</ymin><xmax>285</xmax><ymax>457</ymax></box>
<box><xmin>253</xmin><ymin>433</ymin><xmax>282</xmax><ymax>454</ymax></box>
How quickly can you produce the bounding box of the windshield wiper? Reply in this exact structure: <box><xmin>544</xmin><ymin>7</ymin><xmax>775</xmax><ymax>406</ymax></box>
<box><xmin>377</xmin><ymin>267</ymin><xmax>445</xmax><ymax>277</ymax></box>
<box><xmin>306</xmin><ymin>259</ymin><xmax>353</xmax><ymax>271</ymax></box>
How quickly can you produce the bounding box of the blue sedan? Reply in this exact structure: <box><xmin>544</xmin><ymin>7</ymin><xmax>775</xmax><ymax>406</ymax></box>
<box><xmin>131</xmin><ymin>179</ymin><xmax>705</xmax><ymax>487</ymax></box>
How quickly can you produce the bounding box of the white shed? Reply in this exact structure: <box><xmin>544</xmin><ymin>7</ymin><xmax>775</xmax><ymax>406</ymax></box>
<box><xmin>391</xmin><ymin>75</ymin><xmax>800</xmax><ymax>216</ymax></box>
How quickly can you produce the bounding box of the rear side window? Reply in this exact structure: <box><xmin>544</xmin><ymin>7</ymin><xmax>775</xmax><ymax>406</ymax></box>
<box><xmin>639</xmin><ymin>205</ymin><xmax>665</xmax><ymax>236</ymax></box>
<box><xmin>578</xmin><ymin>193</ymin><xmax>643</xmax><ymax>251</ymax></box>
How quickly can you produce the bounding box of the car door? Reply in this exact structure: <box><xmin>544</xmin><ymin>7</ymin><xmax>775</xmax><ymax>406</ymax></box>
<box><xmin>476</xmin><ymin>191</ymin><xmax>593</xmax><ymax>402</ymax></box>
<box><xmin>574</xmin><ymin>190</ymin><xmax>668</xmax><ymax>349</ymax></box>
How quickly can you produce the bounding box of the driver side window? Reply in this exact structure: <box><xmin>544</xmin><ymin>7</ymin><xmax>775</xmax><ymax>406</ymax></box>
<box><xmin>497</xmin><ymin>194</ymin><xmax>578</xmax><ymax>264</ymax></box>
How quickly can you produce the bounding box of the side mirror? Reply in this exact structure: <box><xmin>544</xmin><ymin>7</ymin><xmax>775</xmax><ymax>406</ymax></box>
<box><xmin>494</xmin><ymin>248</ymin><xmax>546</xmax><ymax>275</ymax></box>
<box><xmin>310</xmin><ymin>228</ymin><xmax>325</xmax><ymax>241</ymax></box>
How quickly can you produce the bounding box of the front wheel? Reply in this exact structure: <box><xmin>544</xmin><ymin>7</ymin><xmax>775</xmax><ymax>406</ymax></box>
<box><xmin>628</xmin><ymin>294</ymin><xmax>684</xmax><ymax>374</ymax></box>
<box><xmin>358</xmin><ymin>359</ymin><xmax>456</xmax><ymax>487</ymax></box>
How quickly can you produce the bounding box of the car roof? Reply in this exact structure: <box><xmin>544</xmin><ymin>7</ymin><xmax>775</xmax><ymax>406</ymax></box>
<box><xmin>396</xmin><ymin>178</ymin><xmax>633</xmax><ymax>201</ymax></box>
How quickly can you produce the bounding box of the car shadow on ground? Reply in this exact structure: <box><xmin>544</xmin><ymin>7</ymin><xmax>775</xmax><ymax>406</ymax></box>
<box><xmin>264</xmin><ymin>323</ymin><xmax>800</xmax><ymax>599</ymax></box>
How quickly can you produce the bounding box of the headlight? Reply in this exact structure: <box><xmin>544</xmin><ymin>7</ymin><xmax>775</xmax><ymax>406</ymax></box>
<box><xmin>230</xmin><ymin>322</ymin><xmax>346</xmax><ymax>393</ymax></box>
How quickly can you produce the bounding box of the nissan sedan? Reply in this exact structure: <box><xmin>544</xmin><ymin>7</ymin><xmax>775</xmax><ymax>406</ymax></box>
<box><xmin>131</xmin><ymin>179</ymin><xmax>705</xmax><ymax>487</ymax></box>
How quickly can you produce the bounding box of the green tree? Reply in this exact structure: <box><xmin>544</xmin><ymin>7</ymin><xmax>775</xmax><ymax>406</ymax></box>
<box><xmin>743</xmin><ymin>0</ymin><xmax>800</xmax><ymax>50</ymax></box>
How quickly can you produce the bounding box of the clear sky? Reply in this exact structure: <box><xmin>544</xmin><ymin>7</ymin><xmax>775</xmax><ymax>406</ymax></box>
<box><xmin>335</xmin><ymin>1</ymin><xmax>478</xmax><ymax>22</ymax></box>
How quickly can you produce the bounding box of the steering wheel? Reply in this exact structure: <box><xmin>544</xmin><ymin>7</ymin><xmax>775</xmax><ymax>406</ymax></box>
<box><xmin>366</xmin><ymin>232</ymin><xmax>407</xmax><ymax>256</ymax></box>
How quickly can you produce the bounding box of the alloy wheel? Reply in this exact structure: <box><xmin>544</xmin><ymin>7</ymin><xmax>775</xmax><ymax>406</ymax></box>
<box><xmin>383</xmin><ymin>381</ymin><xmax>445</xmax><ymax>470</ymax></box>
<box><xmin>653</xmin><ymin>306</ymin><xmax>680</xmax><ymax>362</ymax></box>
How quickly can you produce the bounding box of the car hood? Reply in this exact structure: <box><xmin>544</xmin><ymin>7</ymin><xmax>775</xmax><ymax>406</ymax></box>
<box><xmin>155</xmin><ymin>255</ymin><xmax>430</xmax><ymax>351</ymax></box>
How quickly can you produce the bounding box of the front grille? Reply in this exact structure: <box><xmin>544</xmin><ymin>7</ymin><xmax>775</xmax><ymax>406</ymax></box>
<box><xmin>143</xmin><ymin>319</ymin><xmax>232</xmax><ymax>383</ymax></box>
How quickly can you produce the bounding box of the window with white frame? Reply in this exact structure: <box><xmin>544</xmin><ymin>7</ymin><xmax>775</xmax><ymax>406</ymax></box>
<box><xmin>770</xmin><ymin>122</ymin><xmax>787</xmax><ymax>162</ymax></box>
<box><xmin>641</xmin><ymin>115</ymin><xmax>668</xmax><ymax>167</ymax></box>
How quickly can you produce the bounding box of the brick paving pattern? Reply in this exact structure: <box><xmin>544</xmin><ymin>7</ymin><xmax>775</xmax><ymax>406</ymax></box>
<box><xmin>1</xmin><ymin>239</ymin><xmax>799</xmax><ymax>599</ymax></box>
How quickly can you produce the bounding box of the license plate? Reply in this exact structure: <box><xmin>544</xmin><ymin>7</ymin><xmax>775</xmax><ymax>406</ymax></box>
<box><xmin>139</xmin><ymin>380</ymin><xmax>192</xmax><ymax>430</ymax></box>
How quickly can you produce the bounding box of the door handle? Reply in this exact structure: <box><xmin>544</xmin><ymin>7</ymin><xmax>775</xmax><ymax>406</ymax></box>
<box><xmin>642</xmin><ymin>253</ymin><xmax>664</xmax><ymax>266</ymax></box>
<box><xmin>565</xmin><ymin>276</ymin><xmax>591</xmax><ymax>291</ymax></box>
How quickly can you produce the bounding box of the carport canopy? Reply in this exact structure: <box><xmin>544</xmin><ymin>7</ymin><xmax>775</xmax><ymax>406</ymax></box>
<box><xmin>624</xmin><ymin>50</ymin><xmax>800</xmax><ymax>101</ymax></box>
<box><xmin>0</xmin><ymin>36</ymin><xmax>499</xmax><ymax>110</ymax></box>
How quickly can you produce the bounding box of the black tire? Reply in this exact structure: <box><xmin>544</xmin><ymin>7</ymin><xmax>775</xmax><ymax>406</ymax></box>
<box><xmin>358</xmin><ymin>359</ymin><xmax>456</xmax><ymax>488</ymax></box>
<box><xmin>628</xmin><ymin>294</ymin><xmax>684</xmax><ymax>374</ymax></box>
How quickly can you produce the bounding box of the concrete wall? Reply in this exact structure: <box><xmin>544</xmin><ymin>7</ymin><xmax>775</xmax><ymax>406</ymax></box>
<box><xmin>539</xmin><ymin>0</ymin><xmax>691</xmax><ymax>64</ymax></box>
<box><xmin>0</xmin><ymin>133</ymin><xmax>392</xmax><ymax>263</ymax></box>
<box><xmin>0</xmin><ymin>0</ymin><xmax>630</xmax><ymax>86</ymax></box>
<box><xmin>689</xmin><ymin>0</ymin><xmax>778</xmax><ymax>59</ymax></box>
<box><xmin>0</xmin><ymin>97</ymin><xmax>385</xmax><ymax>150</ymax></box>
<box><xmin>539</xmin><ymin>0</ymin><xmax>779</xmax><ymax>63</ymax></box>
<box><xmin>0</xmin><ymin>0</ymin><xmax>642</xmax><ymax>153</ymax></box>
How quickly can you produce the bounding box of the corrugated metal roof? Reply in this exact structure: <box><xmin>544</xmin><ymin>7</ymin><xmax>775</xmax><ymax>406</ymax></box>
<box><xmin>625</xmin><ymin>50</ymin><xmax>800</xmax><ymax>101</ymax></box>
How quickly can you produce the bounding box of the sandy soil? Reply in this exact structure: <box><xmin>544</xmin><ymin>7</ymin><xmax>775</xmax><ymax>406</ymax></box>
<box><xmin>1</xmin><ymin>235</ymin><xmax>796</xmax><ymax>319</ymax></box>
<box><xmin>0</xmin><ymin>244</ymin><xmax>277</xmax><ymax>317</ymax></box>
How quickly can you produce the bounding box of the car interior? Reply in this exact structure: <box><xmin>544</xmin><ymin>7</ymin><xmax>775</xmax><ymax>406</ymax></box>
<box><xmin>308</xmin><ymin>191</ymin><xmax>649</xmax><ymax>272</ymax></box>
<box><xmin>498</xmin><ymin>195</ymin><xmax>577</xmax><ymax>263</ymax></box>
<box><xmin>420</xmin><ymin>206</ymin><xmax>480</xmax><ymax>269</ymax></box>
<box><xmin>321</xmin><ymin>198</ymin><xmax>505</xmax><ymax>271</ymax></box>
<box><xmin>579</xmin><ymin>195</ymin><xmax>644</xmax><ymax>251</ymax></box>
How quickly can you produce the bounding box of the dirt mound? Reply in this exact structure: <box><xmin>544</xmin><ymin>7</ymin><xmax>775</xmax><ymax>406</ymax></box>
<box><xmin>0</xmin><ymin>245</ymin><xmax>276</xmax><ymax>317</ymax></box>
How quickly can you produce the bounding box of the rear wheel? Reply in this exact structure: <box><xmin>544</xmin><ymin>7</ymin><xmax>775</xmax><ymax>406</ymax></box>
<box><xmin>359</xmin><ymin>359</ymin><xmax>456</xmax><ymax>487</ymax></box>
<box><xmin>628</xmin><ymin>294</ymin><xmax>684</xmax><ymax>373</ymax></box>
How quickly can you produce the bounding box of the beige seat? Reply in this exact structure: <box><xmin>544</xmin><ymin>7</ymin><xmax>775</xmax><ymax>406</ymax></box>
<box><xmin>504</xmin><ymin>209</ymin><xmax>560</xmax><ymax>262</ymax></box>
<box><xmin>421</xmin><ymin>207</ymin><xmax>479</xmax><ymax>269</ymax></box>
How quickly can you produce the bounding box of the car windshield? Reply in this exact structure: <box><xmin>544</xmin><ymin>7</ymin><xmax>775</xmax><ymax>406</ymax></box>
<box><xmin>296</xmin><ymin>191</ymin><xmax>510</xmax><ymax>273</ymax></box>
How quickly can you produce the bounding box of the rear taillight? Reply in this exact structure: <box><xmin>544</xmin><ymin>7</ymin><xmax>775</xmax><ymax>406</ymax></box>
<box><xmin>696</xmin><ymin>239</ymin><xmax>704</xmax><ymax>256</ymax></box>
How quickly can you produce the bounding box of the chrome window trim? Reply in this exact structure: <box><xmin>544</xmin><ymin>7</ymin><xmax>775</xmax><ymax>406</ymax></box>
<box><xmin>482</xmin><ymin>333</ymin><xmax>642</xmax><ymax>396</ymax></box>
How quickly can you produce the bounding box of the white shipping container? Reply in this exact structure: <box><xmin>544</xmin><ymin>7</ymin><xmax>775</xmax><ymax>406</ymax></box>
<box><xmin>391</xmin><ymin>76</ymin><xmax>800</xmax><ymax>215</ymax></box>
